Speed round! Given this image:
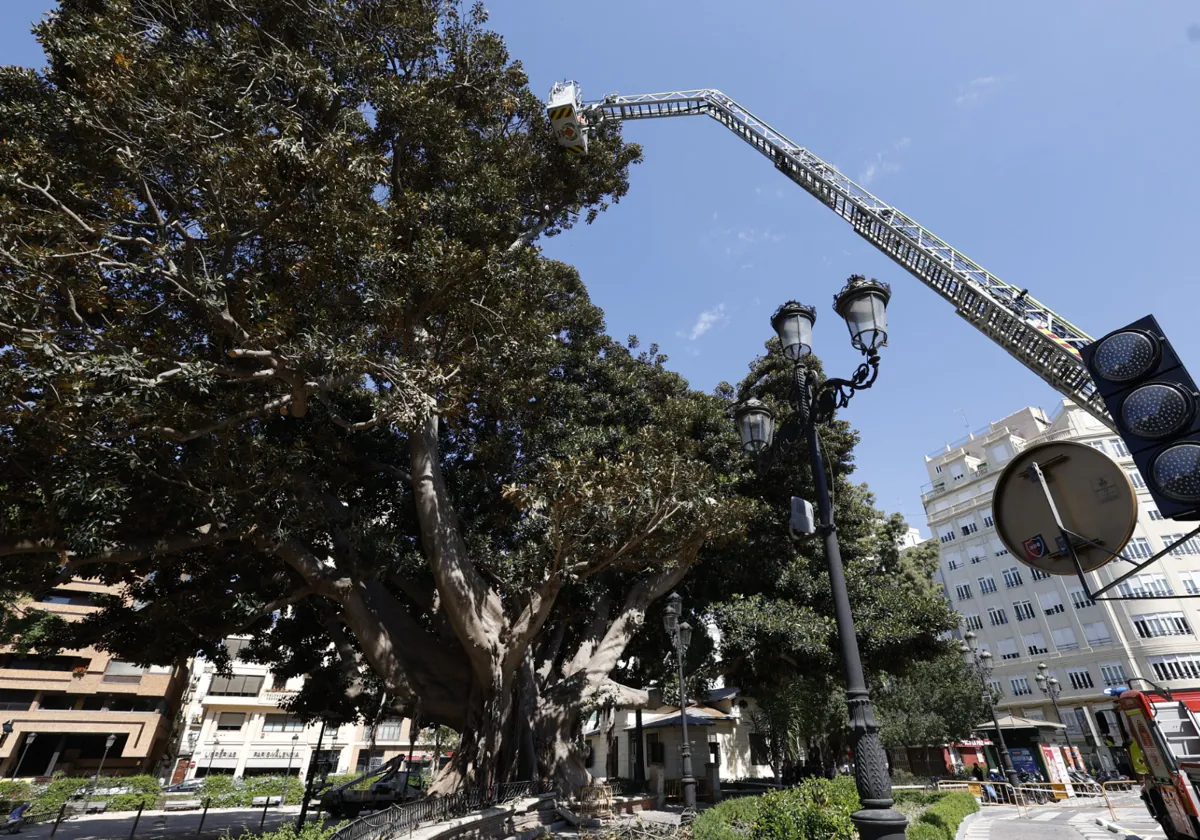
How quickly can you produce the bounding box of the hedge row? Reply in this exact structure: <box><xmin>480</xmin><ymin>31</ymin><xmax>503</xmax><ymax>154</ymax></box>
<box><xmin>906</xmin><ymin>791</ymin><xmax>978</xmax><ymax>840</ymax></box>
<box><xmin>0</xmin><ymin>774</ymin><xmax>307</xmax><ymax>816</ymax></box>
<box><xmin>693</xmin><ymin>776</ymin><xmax>860</xmax><ymax>840</ymax></box>
<box><xmin>693</xmin><ymin>784</ymin><xmax>978</xmax><ymax>840</ymax></box>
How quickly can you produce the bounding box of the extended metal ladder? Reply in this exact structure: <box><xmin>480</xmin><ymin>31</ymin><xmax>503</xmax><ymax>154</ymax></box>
<box><xmin>584</xmin><ymin>89</ymin><xmax>1113</xmax><ymax>430</ymax></box>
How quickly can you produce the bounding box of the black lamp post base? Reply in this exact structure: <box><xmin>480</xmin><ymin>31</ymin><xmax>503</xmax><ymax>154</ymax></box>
<box><xmin>851</xmin><ymin>807</ymin><xmax>909</xmax><ymax>840</ymax></box>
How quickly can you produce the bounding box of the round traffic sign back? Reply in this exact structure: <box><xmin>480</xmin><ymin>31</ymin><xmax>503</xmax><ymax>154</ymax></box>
<box><xmin>993</xmin><ymin>440</ymin><xmax>1137</xmax><ymax>576</ymax></box>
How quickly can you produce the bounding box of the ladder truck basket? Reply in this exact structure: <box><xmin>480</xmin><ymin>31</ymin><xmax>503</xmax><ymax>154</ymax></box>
<box><xmin>547</xmin><ymin>81</ymin><xmax>588</xmax><ymax>155</ymax></box>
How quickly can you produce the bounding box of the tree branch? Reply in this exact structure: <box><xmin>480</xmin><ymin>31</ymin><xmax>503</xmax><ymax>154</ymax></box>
<box><xmin>409</xmin><ymin>412</ymin><xmax>503</xmax><ymax>685</ymax></box>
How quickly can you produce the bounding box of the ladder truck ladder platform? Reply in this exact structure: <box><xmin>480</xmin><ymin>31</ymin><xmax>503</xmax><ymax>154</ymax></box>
<box><xmin>549</xmin><ymin>84</ymin><xmax>1112</xmax><ymax>430</ymax></box>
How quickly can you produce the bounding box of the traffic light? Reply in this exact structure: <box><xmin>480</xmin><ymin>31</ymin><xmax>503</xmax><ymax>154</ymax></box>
<box><xmin>1082</xmin><ymin>315</ymin><xmax>1200</xmax><ymax>520</ymax></box>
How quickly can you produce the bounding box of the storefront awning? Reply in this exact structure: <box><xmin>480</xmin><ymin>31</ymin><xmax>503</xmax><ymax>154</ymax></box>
<box><xmin>975</xmin><ymin>714</ymin><xmax>1066</xmax><ymax>730</ymax></box>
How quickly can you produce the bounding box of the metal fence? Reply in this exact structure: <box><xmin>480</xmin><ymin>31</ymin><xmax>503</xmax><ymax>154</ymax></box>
<box><xmin>327</xmin><ymin>781</ymin><xmax>536</xmax><ymax>840</ymax></box>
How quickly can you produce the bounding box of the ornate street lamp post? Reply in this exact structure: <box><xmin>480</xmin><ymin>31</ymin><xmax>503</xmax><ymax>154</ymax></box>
<box><xmin>1036</xmin><ymin>663</ymin><xmax>1079</xmax><ymax>756</ymax></box>
<box><xmin>960</xmin><ymin>632</ymin><xmax>1021</xmax><ymax>790</ymax></box>
<box><xmin>663</xmin><ymin>592</ymin><xmax>697</xmax><ymax>824</ymax></box>
<box><xmin>733</xmin><ymin>277</ymin><xmax>906</xmax><ymax>840</ymax></box>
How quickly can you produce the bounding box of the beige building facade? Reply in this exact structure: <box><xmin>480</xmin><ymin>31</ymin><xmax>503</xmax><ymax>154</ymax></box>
<box><xmin>0</xmin><ymin>580</ymin><xmax>188</xmax><ymax>779</ymax></box>
<box><xmin>923</xmin><ymin>400</ymin><xmax>1200</xmax><ymax>770</ymax></box>
<box><xmin>175</xmin><ymin>640</ymin><xmax>436</xmax><ymax>784</ymax></box>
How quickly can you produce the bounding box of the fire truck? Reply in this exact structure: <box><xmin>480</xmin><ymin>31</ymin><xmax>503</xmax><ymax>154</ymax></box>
<box><xmin>1118</xmin><ymin>688</ymin><xmax>1200</xmax><ymax>838</ymax></box>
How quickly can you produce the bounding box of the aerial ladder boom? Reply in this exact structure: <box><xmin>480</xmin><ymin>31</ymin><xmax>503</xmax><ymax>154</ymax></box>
<box><xmin>549</xmin><ymin>85</ymin><xmax>1113</xmax><ymax>430</ymax></box>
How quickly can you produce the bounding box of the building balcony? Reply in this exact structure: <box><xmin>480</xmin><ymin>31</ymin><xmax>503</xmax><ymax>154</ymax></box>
<box><xmin>0</xmin><ymin>708</ymin><xmax>169</xmax><ymax>763</ymax></box>
<box><xmin>200</xmin><ymin>688</ymin><xmax>297</xmax><ymax>707</ymax></box>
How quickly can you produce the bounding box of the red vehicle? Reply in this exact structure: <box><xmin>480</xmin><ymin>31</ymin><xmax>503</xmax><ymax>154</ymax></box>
<box><xmin>1118</xmin><ymin>689</ymin><xmax>1200</xmax><ymax>839</ymax></box>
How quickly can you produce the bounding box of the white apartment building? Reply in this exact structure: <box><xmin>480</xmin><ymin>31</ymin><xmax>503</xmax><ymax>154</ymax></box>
<box><xmin>171</xmin><ymin>638</ymin><xmax>434</xmax><ymax>784</ymax></box>
<box><xmin>922</xmin><ymin>400</ymin><xmax>1200</xmax><ymax>770</ymax></box>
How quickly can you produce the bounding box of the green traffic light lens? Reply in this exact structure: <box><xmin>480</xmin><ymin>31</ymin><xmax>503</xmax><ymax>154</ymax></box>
<box><xmin>1152</xmin><ymin>443</ymin><xmax>1200</xmax><ymax>504</ymax></box>
<box><xmin>1092</xmin><ymin>330</ymin><xmax>1159</xmax><ymax>383</ymax></box>
<box><xmin>1120</xmin><ymin>382</ymin><xmax>1195</xmax><ymax>440</ymax></box>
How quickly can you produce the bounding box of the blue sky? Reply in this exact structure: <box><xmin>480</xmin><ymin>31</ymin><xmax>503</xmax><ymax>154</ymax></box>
<box><xmin>5</xmin><ymin>2</ymin><xmax>1200</xmax><ymax>534</ymax></box>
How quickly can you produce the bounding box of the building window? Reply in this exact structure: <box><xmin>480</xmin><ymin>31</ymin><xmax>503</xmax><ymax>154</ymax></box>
<box><xmin>1100</xmin><ymin>664</ymin><xmax>1128</xmax><ymax>687</ymax></box>
<box><xmin>1025</xmin><ymin>633</ymin><xmax>1049</xmax><ymax>655</ymax></box>
<box><xmin>103</xmin><ymin>660</ymin><xmax>146</xmax><ymax>684</ymax></box>
<box><xmin>1117</xmin><ymin>573</ymin><xmax>1174</xmax><ymax>598</ymax></box>
<box><xmin>1052</xmin><ymin>627</ymin><xmax>1079</xmax><ymax>651</ymax></box>
<box><xmin>1039</xmin><ymin>592</ymin><xmax>1065</xmax><ymax>615</ymax></box>
<box><xmin>970</xmin><ymin>554</ymin><xmax>986</xmax><ymax>565</ymax></box>
<box><xmin>1165</xmin><ymin>535</ymin><xmax>1200</xmax><ymax>556</ymax></box>
<box><xmin>940</xmin><ymin>530</ymin><xmax>957</xmax><ymax>544</ymax></box>
<box><xmin>1067</xmin><ymin>668</ymin><xmax>1095</xmax><ymax>691</ymax></box>
<box><xmin>1148</xmin><ymin>508</ymin><xmax>1164</xmax><ymax>521</ymax></box>
<box><xmin>1087</xmin><ymin>440</ymin><xmax>1107</xmax><ymax>453</ymax></box>
<box><xmin>217</xmin><ymin>712</ymin><xmax>246</xmax><ymax>731</ymax></box>
<box><xmin>963</xmin><ymin>614</ymin><xmax>983</xmax><ymax>631</ymax></box>
<box><xmin>997</xmin><ymin>638</ymin><xmax>1019</xmax><ymax>660</ymax></box>
<box><xmin>987</xmin><ymin>680</ymin><xmax>1003</xmax><ymax>699</ymax></box>
<box><xmin>749</xmin><ymin>733</ymin><xmax>770</xmax><ymax>766</ymax></box>
<box><xmin>223</xmin><ymin>638</ymin><xmax>252</xmax><ymax>661</ymax></box>
<box><xmin>356</xmin><ymin>750</ymin><xmax>387</xmax><ymax>774</ymax></box>
<box><xmin>1132</xmin><ymin>612</ymin><xmax>1193</xmax><ymax>639</ymax></box>
<box><xmin>1002</xmin><ymin>567</ymin><xmax>1024</xmax><ymax>588</ymax></box>
<box><xmin>1149</xmin><ymin>655</ymin><xmax>1200</xmax><ymax>682</ymax></box>
<box><xmin>1121</xmin><ymin>538</ymin><xmax>1154</xmax><ymax>561</ymax></box>
<box><xmin>946</xmin><ymin>556</ymin><xmax>962</xmax><ymax>571</ymax></box>
<box><xmin>983</xmin><ymin>511</ymin><xmax>995</xmax><ymax>528</ymax></box>
<box><xmin>995</xmin><ymin>548</ymin><xmax>1011</xmax><ymax>558</ymax></box>
<box><xmin>1181</xmin><ymin>572</ymin><xmax>1200</xmax><ymax>595</ymax></box>
<box><xmin>961</xmin><ymin>522</ymin><xmax>979</xmax><ymax>537</ymax></box>
<box><xmin>935</xmin><ymin>464</ymin><xmax>943</xmax><ymax>474</ymax></box>
<box><xmin>208</xmin><ymin>675</ymin><xmax>265</xmax><ymax>697</ymax></box>
<box><xmin>1069</xmin><ymin>589</ymin><xmax>1095</xmax><ymax>610</ymax></box>
<box><xmin>1013</xmin><ymin>600</ymin><xmax>1035</xmax><ymax>622</ymax></box>
<box><xmin>1011</xmin><ymin>677</ymin><xmax>1033</xmax><ymax>697</ymax></box>
<box><xmin>988</xmin><ymin>607</ymin><xmax>1009</xmax><ymax>627</ymax></box>
<box><xmin>955</xmin><ymin>584</ymin><xmax>973</xmax><ymax>601</ymax></box>
<box><xmin>262</xmin><ymin>715</ymin><xmax>304</xmax><ymax>733</ymax></box>
<box><xmin>1127</xmin><ymin>469</ymin><xmax>1146</xmax><ymax>490</ymax></box>
<box><xmin>1109</xmin><ymin>439</ymin><xmax>1131</xmax><ymax>457</ymax></box>
<box><xmin>1083</xmin><ymin>621</ymin><xmax>1112</xmax><ymax>647</ymax></box>
<box><xmin>365</xmin><ymin>719</ymin><xmax>403</xmax><ymax>742</ymax></box>
<box><xmin>978</xmin><ymin>576</ymin><xmax>998</xmax><ymax>595</ymax></box>
<box><xmin>1030</xmin><ymin>568</ymin><xmax>1050</xmax><ymax>581</ymax></box>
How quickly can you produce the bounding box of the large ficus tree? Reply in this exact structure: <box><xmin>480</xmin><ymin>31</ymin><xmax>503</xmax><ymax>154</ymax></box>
<box><xmin>0</xmin><ymin>0</ymin><xmax>751</xmax><ymax>793</ymax></box>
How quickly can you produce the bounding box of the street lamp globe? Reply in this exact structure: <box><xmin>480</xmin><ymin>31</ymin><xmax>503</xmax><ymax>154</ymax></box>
<box><xmin>1036</xmin><ymin>673</ymin><xmax>1047</xmax><ymax>686</ymax></box>
<box><xmin>770</xmin><ymin>301</ymin><xmax>817</xmax><ymax>361</ymax></box>
<box><xmin>663</xmin><ymin>591</ymin><xmax>681</xmax><ymax>634</ymax></box>
<box><xmin>678</xmin><ymin>621</ymin><xmax>693</xmax><ymax>651</ymax></box>
<box><xmin>105</xmin><ymin>734</ymin><xmax>116</xmax><ymax>749</ymax></box>
<box><xmin>1047</xmin><ymin>678</ymin><xmax>1059</xmax><ymax>690</ymax></box>
<box><xmin>963</xmin><ymin>630</ymin><xmax>978</xmax><ymax>651</ymax></box>
<box><xmin>833</xmin><ymin>275</ymin><xmax>891</xmax><ymax>354</ymax></box>
<box><xmin>733</xmin><ymin>399</ymin><xmax>775</xmax><ymax>454</ymax></box>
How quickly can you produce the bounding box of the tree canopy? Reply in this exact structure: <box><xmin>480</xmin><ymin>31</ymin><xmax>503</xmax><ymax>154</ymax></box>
<box><xmin>0</xmin><ymin>0</ymin><xmax>957</xmax><ymax>794</ymax></box>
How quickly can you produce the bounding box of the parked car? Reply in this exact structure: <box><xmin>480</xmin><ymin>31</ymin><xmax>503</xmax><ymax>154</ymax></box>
<box><xmin>163</xmin><ymin>779</ymin><xmax>205</xmax><ymax>794</ymax></box>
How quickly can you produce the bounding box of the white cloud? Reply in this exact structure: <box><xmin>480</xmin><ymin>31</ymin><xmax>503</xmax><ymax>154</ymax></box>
<box><xmin>688</xmin><ymin>304</ymin><xmax>728</xmax><ymax>340</ymax></box>
<box><xmin>736</xmin><ymin>228</ymin><xmax>785</xmax><ymax>245</ymax></box>
<box><xmin>859</xmin><ymin>137</ymin><xmax>910</xmax><ymax>186</ymax></box>
<box><xmin>954</xmin><ymin>76</ymin><xmax>1001</xmax><ymax>107</ymax></box>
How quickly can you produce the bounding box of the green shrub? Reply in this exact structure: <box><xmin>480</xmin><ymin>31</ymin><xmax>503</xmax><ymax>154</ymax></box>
<box><xmin>751</xmin><ymin>777</ymin><xmax>859</xmax><ymax>840</ymax></box>
<box><xmin>906</xmin><ymin>822</ymin><xmax>948</xmax><ymax>840</ymax></box>
<box><xmin>913</xmin><ymin>791</ymin><xmax>977</xmax><ymax>839</ymax></box>
<box><xmin>892</xmin><ymin>790</ymin><xmax>945</xmax><ymax>809</ymax></box>
<box><xmin>35</xmin><ymin>777</ymin><xmax>90</xmax><ymax>814</ymax></box>
<box><xmin>0</xmin><ymin>780</ymin><xmax>33</xmax><ymax>802</ymax></box>
<box><xmin>194</xmin><ymin>775</ymin><xmax>304</xmax><ymax>808</ymax></box>
<box><xmin>693</xmin><ymin>795</ymin><xmax>763</xmax><ymax>840</ymax></box>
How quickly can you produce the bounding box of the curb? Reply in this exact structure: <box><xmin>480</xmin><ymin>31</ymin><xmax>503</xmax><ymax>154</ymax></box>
<box><xmin>1095</xmin><ymin>816</ymin><xmax>1143</xmax><ymax>837</ymax></box>
<box><xmin>953</xmin><ymin>809</ymin><xmax>984</xmax><ymax>840</ymax></box>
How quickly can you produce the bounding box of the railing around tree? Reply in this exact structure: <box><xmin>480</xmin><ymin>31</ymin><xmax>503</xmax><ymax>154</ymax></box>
<box><xmin>327</xmin><ymin>781</ymin><xmax>536</xmax><ymax>840</ymax></box>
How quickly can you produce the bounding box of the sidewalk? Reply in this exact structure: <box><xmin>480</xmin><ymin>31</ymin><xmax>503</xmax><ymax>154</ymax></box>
<box><xmin>17</xmin><ymin>804</ymin><xmax>336</xmax><ymax>840</ymax></box>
